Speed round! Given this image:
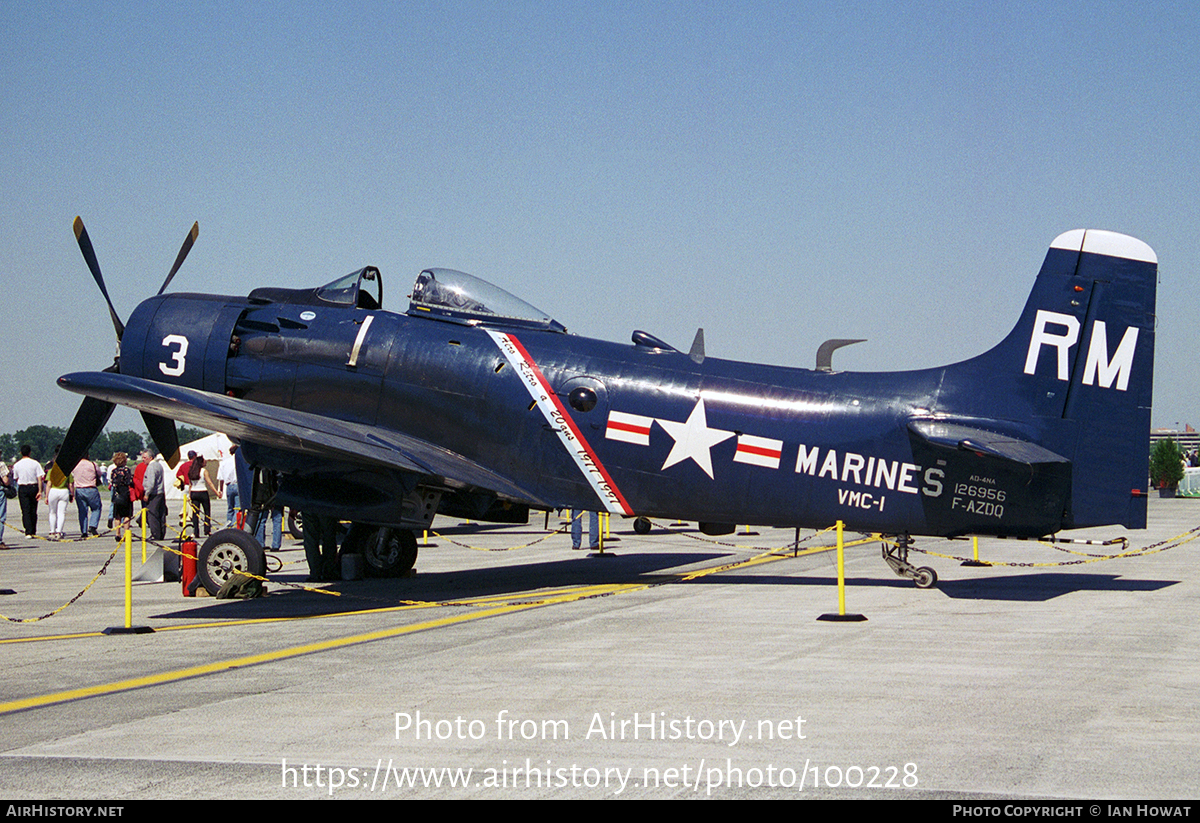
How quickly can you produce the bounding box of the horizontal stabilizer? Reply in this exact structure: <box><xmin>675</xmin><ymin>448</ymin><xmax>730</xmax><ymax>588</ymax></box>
<box><xmin>909</xmin><ymin>419</ymin><xmax>1069</xmax><ymax>467</ymax></box>
<box><xmin>908</xmin><ymin>418</ymin><xmax>1073</xmax><ymax>536</ymax></box>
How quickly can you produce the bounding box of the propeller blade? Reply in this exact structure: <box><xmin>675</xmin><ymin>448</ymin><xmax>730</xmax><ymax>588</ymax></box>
<box><xmin>142</xmin><ymin>412</ymin><xmax>181</xmax><ymax>468</ymax></box>
<box><xmin>50</xmin><ymin>396</ymin><xmax>116</xmax><ymax>487</ymax></box>
<box><xmin>157</xmin><ymin>221</ymin><xmax>199</xmax><ymax>295</ymax></box>
<box><xmin>73</xmin><ymin>216</ymin><xmax>125</xmax><ymax>341</ymax></box>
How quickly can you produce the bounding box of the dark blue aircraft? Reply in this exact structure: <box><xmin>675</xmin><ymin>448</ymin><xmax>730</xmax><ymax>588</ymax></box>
<box><xmin>53</xmin><ymin>221</ymin><xmax>1157</xmax><ymax>593</ymax></box>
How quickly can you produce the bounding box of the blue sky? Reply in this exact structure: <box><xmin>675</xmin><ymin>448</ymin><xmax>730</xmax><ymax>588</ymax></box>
<box><xmin>2</xmin><ymin>1</ymin><xmax>1196</xmax><ymax>435</ymax></box>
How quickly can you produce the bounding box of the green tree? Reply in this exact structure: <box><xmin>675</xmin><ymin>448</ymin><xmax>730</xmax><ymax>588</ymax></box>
<box><xmin>176</xmin><ymin>425</ymin><xmax>213</xmax><ymax>445</ymax></box>
<box><xmin>93</xmin><ymin>430</ymin><xmax>145</xmax><ymax>460</ymax></box>
<box><xmin>11</xmin><ymin>425</ymin><xmax>68</xmax><ymax>462</ymax></box>
<box><xmin>1149</xmin><ymin>438</ymin><xmax>1185</xmax><ymax>489</ymax></box>
<box><xmin>0</xmin><ymin>433</ymin><xmax>16</xmax><ymax>463</ymax></box>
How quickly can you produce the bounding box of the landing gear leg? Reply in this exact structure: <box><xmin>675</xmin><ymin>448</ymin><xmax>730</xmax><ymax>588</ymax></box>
<box><xmin>881</xmin><ymin>533</ymin><xmax>938</xmax><ymax>589</ymax></box>
<box><xmin>245</xmin><ymin>467</ymin><xmax>278</xmax><ymax>535</ymax></box>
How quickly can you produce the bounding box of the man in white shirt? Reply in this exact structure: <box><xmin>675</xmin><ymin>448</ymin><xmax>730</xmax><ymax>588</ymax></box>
<box><xmin>12</xmin><ymin>445</ymin><xmax>45</xmax><ymax>538</ymax></box>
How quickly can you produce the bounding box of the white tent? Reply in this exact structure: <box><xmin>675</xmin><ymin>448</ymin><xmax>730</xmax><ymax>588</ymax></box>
<box><xmin>166</xmin><ymin>432</ymin><xmax>233</xmax><ymax>501</ymax></box>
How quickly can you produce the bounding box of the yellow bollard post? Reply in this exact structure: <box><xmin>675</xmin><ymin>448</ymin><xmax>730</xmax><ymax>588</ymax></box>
<box><xmin>104</xmin><ymin>528</ymin><xmax>152</xmax><ymax>634</ymax></box>
<box><xmin>124</xmin><ymin>528</ymin><xmax>132</xmax><ymax>628</ymax></box>
<box><xmin>962</xmin><ymin>534</ymin><xmax>989</xmax><ymax>567</ymax></box>
<box><xmin>818</xmin><ymin>520</ymin><xmax>866</xmax><ymax>622</ymax></box>
<box><xmin>140</xmin><ymin>507</ymin><xmax>147</xmax><ymax>564</ymax></box>
<box><xmin>837</xmin><ymin>520</ymin><xmax>846</xmax><ymax>615</ymax></box>
<box><xmin>587</xmin><ymin>511</ymin><xmax>615</xmax><ymax>559</ymax></box>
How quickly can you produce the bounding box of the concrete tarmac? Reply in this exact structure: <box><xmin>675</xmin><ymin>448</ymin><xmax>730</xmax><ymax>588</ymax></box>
<box><xmin>0</xmin><ymin>498</ymin><xmax>1196</xmax><ymax>799</ymax></box>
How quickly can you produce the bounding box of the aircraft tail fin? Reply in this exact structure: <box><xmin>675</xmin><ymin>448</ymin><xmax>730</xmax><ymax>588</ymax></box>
<box><xmin>940</xmin><ymin>230</ymin><xmax>1157</xmax><ymax>530</ymax></box>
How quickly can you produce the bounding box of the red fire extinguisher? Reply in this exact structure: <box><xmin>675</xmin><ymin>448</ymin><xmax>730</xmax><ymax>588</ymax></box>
<box><xmin>181</xmin><ymin>538</ymin><xmax>198</xmax><ymax>596</ymax></box>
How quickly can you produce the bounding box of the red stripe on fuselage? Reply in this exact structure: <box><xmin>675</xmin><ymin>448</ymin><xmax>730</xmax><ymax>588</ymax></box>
<box><xmin>500</xmin><ymin>333</ymin><xmax>634</xmax><ymax>515</ymax></box>
<box><xmin>737</xmin><ymin>444</ymin><xmax>781</xmax><ymax>458</ymax></box>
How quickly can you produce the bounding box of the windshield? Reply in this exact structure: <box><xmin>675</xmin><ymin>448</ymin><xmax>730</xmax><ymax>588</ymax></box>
<box><xmin>407</xmin><ymin>268</ymin><xmax>564</xmax><ymax>331</ymax></box>
<box><xmin>315</xmin><ymin>267</ymin><xmax>382</xmax><ymax>309</ymax></box>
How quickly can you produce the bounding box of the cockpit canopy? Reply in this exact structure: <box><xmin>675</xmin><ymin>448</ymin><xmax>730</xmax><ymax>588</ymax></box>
<box><xmin>316</xmin><ymin>266</ymin><xmax>382</xmax><ymax>309</ymax></box>
<box><xmin>407</xmin><ymin>268</ymin><xmax>565</xmax><ymax>332</ymax></box>
<box><xmin>249</xmin><ymin>266</ymin><xmax>383</xmax><ymax>310</ymax></box>
<box><xmin>248</xmin><ymin>266</ymin><xmax>563</xmax><ymax>332</ymax></box>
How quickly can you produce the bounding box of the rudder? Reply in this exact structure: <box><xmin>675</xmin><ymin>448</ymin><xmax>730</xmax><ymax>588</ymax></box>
<box><xmin>937</xmin><ymin>229</ymin><xmax>1157</xmax><ymax>530</ymax></box>
<box><xmin>1055</xmin><ymin>230</ymin><xmax>1157</xmax><ymax>528</ymax></box>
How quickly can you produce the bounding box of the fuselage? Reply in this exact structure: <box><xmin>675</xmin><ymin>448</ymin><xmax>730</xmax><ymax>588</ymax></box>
<box><xmin>119</xmin><ymin>288</ymin><xmax>1082</xmax><ymax>537</ymax></box>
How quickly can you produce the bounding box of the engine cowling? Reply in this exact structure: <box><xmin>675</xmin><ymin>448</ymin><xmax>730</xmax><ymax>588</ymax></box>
<box><xmin>121</xmin><ymin>293</ymin><xmax>247</xmax><ymax>394</ymax></box>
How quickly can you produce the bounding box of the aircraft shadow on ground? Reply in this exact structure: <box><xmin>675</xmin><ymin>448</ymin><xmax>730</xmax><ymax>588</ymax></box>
<box><xmin>151</xmin><ymin>551</ymin><xmax>726</xmax><ymax>620</ymax></box>
<box><xmin>706</xmin><ymin>571</ymin><xmax>1176</xmax><ymax>602</ymax></box>
<box><xmin>152</xmin><ymin>554</ymin><xmax>1180</xmax><ymax>620</ymax></box>
<box><xmin>932</xmin><ymin>572</ymin><xmax>1177</xmax><ymax>601</ymax></box>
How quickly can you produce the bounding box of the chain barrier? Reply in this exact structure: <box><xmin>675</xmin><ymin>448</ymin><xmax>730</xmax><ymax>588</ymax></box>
<box><xmin>433</xmin><ymin>515</ymin><xmax>843</xmax><ymax>554</ymax></box>
<box><xmin>430</xmin><ymin>522</ymin><xmax>572</xmax><ymax>552</ymax></box>
<box><xmin>4</xmin><ymin>511</ymin><xmax>1199</xmax><ymax>620</ymax></box>
<box><xmin>908</xmin><ymin>525</ymin><xmax>1200</xmax><ymax>567</ymax></box>
<box><xmin>0</xmin><ymin>503</ymin><xmax>203</xmax><ymax>621</ymax></box>
<box><xmin>0</xmin><ymin>544</ymin><xmax>121</xmax><ymax>623</ymax></box>
<box><xmin>639</xmin><ymin>519</ymin><xmax>842</xmax><ymax>553</ymax></box>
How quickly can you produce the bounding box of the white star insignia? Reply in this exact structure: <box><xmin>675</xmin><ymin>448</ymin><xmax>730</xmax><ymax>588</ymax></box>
<box><xmin>656</xmin><ymin>397</ymin><xmax>734</xmax><ymax>479</ymax></box>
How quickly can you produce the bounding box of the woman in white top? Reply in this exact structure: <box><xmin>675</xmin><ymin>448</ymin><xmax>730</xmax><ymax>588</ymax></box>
<box><xmin>187</xmin><ymin>456</ymin><xmax>217</xmax><ymax>537</ymax></box>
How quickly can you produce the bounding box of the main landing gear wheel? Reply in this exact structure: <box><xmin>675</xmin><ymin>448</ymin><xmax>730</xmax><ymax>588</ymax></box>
<box><xmin>345</xmin><ymin>525</ymin><xmax>418</xmax><ymax>577</ymax></box>
<box><xmin>633</xmin><ymin>517</ymin><xmax>651</xmax><ymax>535</ymax></box>
<box><xmin>197</xmin><ymin>528</ymin><xmax>266</xmax><ymax>595</ymax></box>
<box><xmin>286</xmin><ymin>509</ymin><xmax>303</xmax><ymax>540</ymax></box>
<box><xmin>881</xmin><ymin>533</ymin><xmax>939</xmax><ymax>589</ymax></box>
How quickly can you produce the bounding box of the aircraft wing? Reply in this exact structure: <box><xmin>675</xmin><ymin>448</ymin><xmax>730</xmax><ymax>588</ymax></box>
<box><xmin>56</xmin><ymin>371</ymin><xmax>547</xmax><ymax>506</ymax></box>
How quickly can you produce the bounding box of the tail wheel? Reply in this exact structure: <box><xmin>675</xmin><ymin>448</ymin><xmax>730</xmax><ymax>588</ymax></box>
<box><xmin>913</xmin><ymin>566</ymin><xmax>938</xmax><ymax>589</ymax></box>
<box><xmin>197</xmin><ymin>528</ymin><xmax>266</xmax><ymax>595</ymax></box>
<box><xmin>633</xmin><ymin>517</ymin><xmax>651</xmax><ymax>535</ymax></box>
